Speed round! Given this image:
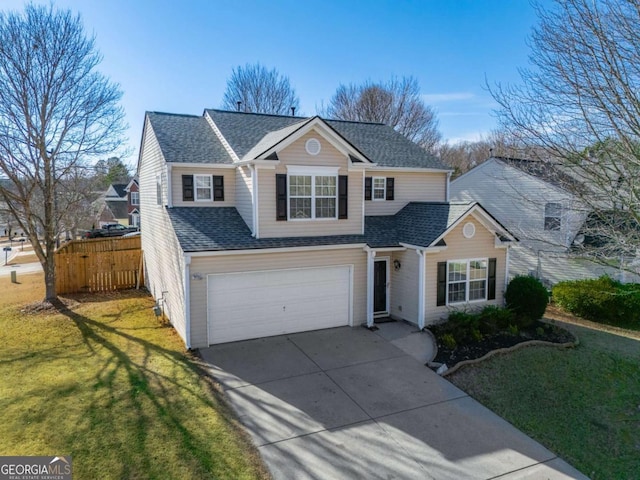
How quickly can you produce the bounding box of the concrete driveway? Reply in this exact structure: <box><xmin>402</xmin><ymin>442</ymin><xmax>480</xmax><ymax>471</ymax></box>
<box><xmin>200</xmin><ymin>324</ymin><xmax>588</xmax><ymax>480</ymax></box>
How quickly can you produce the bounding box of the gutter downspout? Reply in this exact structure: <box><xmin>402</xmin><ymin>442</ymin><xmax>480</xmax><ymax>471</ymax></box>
<box><xmin>445</xmin><ymin>171</ymin><xmax>452</xmax><ymax>202</ymax></box>
<box><xmin>166</xmin><ymin>164</ymin><xmax>173</xmax><ymax>208</ymax></box>
<box><xmin>417</xmin><ymin>249</ymin><xmax>425</xmax><ymax>330</ymax></box>
<box><xmin>248</xmin><ymin>165</ymin><xmax>257</xmax><ymax>237</ymax></box>
<box><xmin>505</xmin><ymin>244</ymin><xmax>511</xmax><ymax>298</ymax></box>
<box><xmin>365</xmin><ymin>247</ymin><xmax>375</xmax><ymax>327</ymax></box>
<box><xmin>249</xmin><ymin>165</ymin><xmax>259</xmax><ymax>238</ymax></box>
<box><xmin>184</xmin><ymin>255</ymin><xmax>192</xmax><ymax>350</ymax></box>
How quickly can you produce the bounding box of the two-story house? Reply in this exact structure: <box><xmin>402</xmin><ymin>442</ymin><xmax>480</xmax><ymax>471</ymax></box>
<box><xmin>125</xmin><ymin>176</ymin><xmax>140</xmax><ymax>227</ymax></box>
<box><xmin>97</xmin><ymin>183</ymin><xmax>129</xmax><ymax>227</ymax></box>
<box><xmin>137</xmin><ymin>109</ymin><xmax>516</xmax><ymax>349</ymax></box>
<box><xmin>451</xmin><ymin>157</ymin><xmax>588</xmax><ymax>253</ymax></box>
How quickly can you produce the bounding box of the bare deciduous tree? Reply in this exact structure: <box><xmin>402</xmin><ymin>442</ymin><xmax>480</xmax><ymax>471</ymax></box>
<box><xmin>490</xmin><ymin>0</ymin><xmax>640</xmax><ymax>258</ymax></box>
<box><xmin>325</xmin><ymin>76</ymin><xmax>442</xmax><ymax>153</ymax></box>
<box><xmin>438</xmin><ymin>131</ymin><xmax>549</xmax><ymax>177</ymax></box>
<box><xmin>221</xmin><ymin>63</ymin><xmax>300</xmax><ymax>115</ymax></box>
<box><xmin>0</xmin><ymin>4</ymin><xmax>126</xmax><ymax>302</ymax></box>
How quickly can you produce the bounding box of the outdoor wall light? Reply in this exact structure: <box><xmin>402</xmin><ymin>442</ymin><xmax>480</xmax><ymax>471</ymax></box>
<box><xmin>393</xmin><ymin>259</ymin><xmax>401</xmax><ymax>271</ymax></box>
<box><xmin>191</xmin><ymin>272</ymin><xmax>203</xmax><ymax>280</ymax></box>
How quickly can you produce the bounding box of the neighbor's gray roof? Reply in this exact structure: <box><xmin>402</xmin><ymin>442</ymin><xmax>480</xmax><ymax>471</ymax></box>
<box><xmin>105</xmin><ymin>200</ymin><xmax>128</xmax><ymax>219</ymax></box>
<box><xmin>205</xmin><ymin>109</ymin><xmax>447</xmax><ymax>169</ymax></box>
<box><xmin>146</xmin><ymin>112</ymin><xmax>231</xmax><ymax>164</ymax></box>
<box><xmin>495</xmin><ymin>156</ymin><xmax>582</xmax><ymax>193</ymax></box>
<box><xmin>166</xmin><ymin>202</ymin><xmax>491</xmax><ymax>252</ymax></box>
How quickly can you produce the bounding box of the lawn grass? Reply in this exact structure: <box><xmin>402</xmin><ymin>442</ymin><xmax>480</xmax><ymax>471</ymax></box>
<box><xmin>449</xmin><ymin>313</ymin><xmax>640</xmax><ymax>480</ymax></box>
<box><xmin>0</xmin><ymin>273</ymin><xmax>268</xmax><ymax>480</ymax></box>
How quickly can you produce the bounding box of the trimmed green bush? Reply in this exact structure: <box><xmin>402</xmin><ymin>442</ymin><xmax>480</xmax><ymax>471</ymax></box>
<box><xmin>478</xmin><ymin>305</ymin><xmax>515</xmax><ymax>333</ymax></box>
<box><xmin>553</xmin><ymin>276</ymin><xmax>640</xmax><ymax>329</ymax></box>
<box><xmin>440</xmin><ymin>306</ymin><xmax>515</xmax><ymax>345</ymax></box>
<box><xmin>505</xmin><ymin>276</ymin><xmax>549</xmax><ymax>327</ymax></box>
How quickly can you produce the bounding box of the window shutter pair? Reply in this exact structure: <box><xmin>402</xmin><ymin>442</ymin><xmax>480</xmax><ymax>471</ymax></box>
<box><xmin>182</xmin><ymin>175</ymin><xmax>224</xmax><ymax>202</ymax></box>
<box><xmin>275</xmin><ymin>174</ymin><xmax>348</xmax><ymax>220</ymax></box>
<box><xmin>436</xmin><ymin>258</ymin><xmax>497</xmax><ymax>307</ymax></box>
<box><xmin>364</xmin><ymin>177</ymin><xmax>394</xmax><ymax>201</ymax></box>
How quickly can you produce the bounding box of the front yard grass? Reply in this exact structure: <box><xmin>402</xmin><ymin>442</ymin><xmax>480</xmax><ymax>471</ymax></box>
<box><xmin>449</xmin><ymin>312</ymin><xmax>640</xmax><ymax>480</ymax></box>
<box><xmin>0</xmin><ymin>273</ymin><xmax>268</xmax><ymax>480</ymax></box>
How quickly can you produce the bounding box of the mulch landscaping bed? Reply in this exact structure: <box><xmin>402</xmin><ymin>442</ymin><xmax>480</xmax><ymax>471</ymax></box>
<box><xmin>429</xmin><ymin>320</ymin><xmax>576</xmax><ymax>369</ymax></box>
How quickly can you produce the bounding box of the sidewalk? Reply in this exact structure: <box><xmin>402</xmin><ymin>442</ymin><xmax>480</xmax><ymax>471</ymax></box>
<box><xmin>0</xmin><ymin>240</ymin><xmax>42</xmax><ymax>277</ymax></box>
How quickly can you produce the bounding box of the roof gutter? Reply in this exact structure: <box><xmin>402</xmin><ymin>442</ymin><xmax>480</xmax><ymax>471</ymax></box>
<box><xmin>184</xmin><ymin>243</ymin><xmax>368</xmax><ymax>257</ymax></box>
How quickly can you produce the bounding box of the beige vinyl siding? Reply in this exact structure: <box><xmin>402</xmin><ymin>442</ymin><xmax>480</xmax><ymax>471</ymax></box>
<box><xmin>258</xmin><ymin>130</ymin><xmax>364</xmax><ymax>238</ymax></box>
<box><xmin>171</xmin><ymin>166</ymin><xmax>236</xmax><ymax>208</ymax></box>
<box><xmin>424</xmin><ymin>214</ymin><xmax>508</xmax><ymax>324</ymax></box>
<box><xmin>390</xmin><ymin>250</ymin><xmax>419</xmax><ymax>322</ymax></box>
<box><xmin>138</xmin><ymin>120</ymin><xmax>187</xmax><ymax>344</ymax></box>
<box><xmin>188</xmin><ymin>247</ymin><xmax>368</xmax><ymax>348</ymax></box>
<box><xmin>365</xmin><ymin>171</ymin><xmax>447</xmax><ymax>215</ymax></box>
<box><xmin>235</xmin><ymin>166</ymin><xmax>253</xmax><ymax>232</ymax></box>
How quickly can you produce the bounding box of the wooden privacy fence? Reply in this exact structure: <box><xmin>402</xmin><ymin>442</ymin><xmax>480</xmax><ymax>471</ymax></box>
<box><xmin>55</xmin><ymin>236</ymin><xmax>143</xmax><ymax>294</ymax></box>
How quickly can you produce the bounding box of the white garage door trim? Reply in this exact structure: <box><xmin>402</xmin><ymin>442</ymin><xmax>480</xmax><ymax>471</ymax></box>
<box><xmin>207</xmin><ymin>264</ymin><xmax>353</xmax><ymax>345</ymax></box>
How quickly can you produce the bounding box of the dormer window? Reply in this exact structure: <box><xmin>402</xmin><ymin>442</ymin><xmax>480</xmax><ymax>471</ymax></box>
<box><xmin>195</xmin><ymin>175</ymin><xmax>213</xmax><ymax>201</ymax></box>
<box><xmin>373</xmin><ymin>177</ymin><xmax>386</xmax><ymax>200</ymax></box>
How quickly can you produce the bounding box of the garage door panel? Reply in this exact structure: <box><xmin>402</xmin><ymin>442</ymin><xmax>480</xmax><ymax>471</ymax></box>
<box><xmin>208</xmin><ymin>265</ymin><xmax>351</xmax><ymax>344</ymax></box>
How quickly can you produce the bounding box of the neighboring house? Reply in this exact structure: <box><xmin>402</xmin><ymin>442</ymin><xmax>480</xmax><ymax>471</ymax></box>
<box><xmin>96</xmin><ymin>183</ymin><xmax>130</xmax><ymax>227</ymax></box>
<box><xmin>137</xmin><ymin>109</ymin><xmax>516</xmax><ymax>349</ymax></box>
<box><xmin>126</xmin><ymin>176</ymin><xmax>140</xmax><ymax>227</ymax></box>
<box><xmin>451</xmin><ymin>156</ymin><xmax>588</xmax><ymax>253</ymax></box>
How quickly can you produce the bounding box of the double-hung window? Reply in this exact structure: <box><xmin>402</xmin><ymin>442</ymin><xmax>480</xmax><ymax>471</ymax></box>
<box><xmin>373</xmin><ymin>177</ymin><xmax>386</xmax><ymax>200</ymax></box>
<box><xmin>195</xmin><ymin>175</ymin><xmax>213</xmax><ymax>201</ymax></box>
<box><xmin>130</xmin><ymin>191</ymin><xmax>139</xmax><ymax>206</ymax></box>
<box><xmin>447</xmin><ymin>259</ymin><xmax>488</xmax><ymax>304</ymax></box>
<box><xmin>544</xmin><ymin>202</ymin><xmax>562</xmax><ymax>231</ymax></box>
<box><xmin>288</xmin><ymin>167</ymin><xmax>338</xmax><ymax>220</ymax></box>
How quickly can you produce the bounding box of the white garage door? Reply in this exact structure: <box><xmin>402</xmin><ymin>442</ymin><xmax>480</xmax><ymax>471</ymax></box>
<box><xmin>207</xmin><ymin>265</ymin><xmax>351</xmax><ymax>345</ymax></box>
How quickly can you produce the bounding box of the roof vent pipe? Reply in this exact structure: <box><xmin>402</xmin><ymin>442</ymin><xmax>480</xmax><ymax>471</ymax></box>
<box><xmin>236</xmin><ymin>101</ymin><xmax>242</xmax><ymax>112</ymax></box>
<box><xmin>291</xmin><ymin>106</ymin><xmax>295</xmax><ymax>116</ymax></box>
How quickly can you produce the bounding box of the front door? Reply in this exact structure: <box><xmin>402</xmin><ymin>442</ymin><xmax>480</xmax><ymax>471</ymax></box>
<box><xmin>374</xmin><ymin>259</ymin><xmax>388</xmax><ymax>314</ymax></box>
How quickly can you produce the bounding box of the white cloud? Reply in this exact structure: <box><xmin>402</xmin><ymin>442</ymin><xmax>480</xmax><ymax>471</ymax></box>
<box><xmin>445</xmin><ymin>131</ymin><xmax>491</xmax><ymax>144</ymax></box>
<box><xmin>422</xmin><ymin>92</ymin><xmax>475</xmax><ymax>103</ymax></box>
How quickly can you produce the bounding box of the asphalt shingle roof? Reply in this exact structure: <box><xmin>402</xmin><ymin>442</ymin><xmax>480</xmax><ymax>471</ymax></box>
<box><xmin>110</xmin><ymin>184</ymin><xmax>128</xmax><ymax>198</ymax></box>
<box><xmin>146</xmin><ymin>112</ymin><xmax>232</xmax><ymax>164</ymax></box>
<box><xmin>205</xmin><ymin>109</ymin><xmax>303</xmax><ymax>159</ymax></box>
<box><xmin>167</xmin><ymin>202</ymin><xmax>478</xmax><ymax>253</ymax></box>
<box><xmin>205</xmin><ymin>109</ymin><xmax>448</xmax><ymax>169</ymax></box>
<box><xmin>495</xmin><ymin>157</ymin><xmax>581</xmax><ymax>193</ymax></box>
<box><xmin>106</xmin><ymin>200</ymin><xmax>128</xmax><ymax>219</ymax></box>
<box><xmin>326</xmin><ymin>120</ymin><xmax>446</xmax><ymax>169</ymax></box>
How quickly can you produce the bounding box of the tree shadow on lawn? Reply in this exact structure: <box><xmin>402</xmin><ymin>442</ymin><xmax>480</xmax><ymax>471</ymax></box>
<box><xmin>48</xmin><ymin>299</ymin><xmax>266</xmax><ymax>479</ymax></box>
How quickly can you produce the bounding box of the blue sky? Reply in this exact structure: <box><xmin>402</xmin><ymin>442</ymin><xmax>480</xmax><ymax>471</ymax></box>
<box><xmin>2</xmin><ymin>0</ymin><xmax>542</xmax><ymax>165</ymax></box>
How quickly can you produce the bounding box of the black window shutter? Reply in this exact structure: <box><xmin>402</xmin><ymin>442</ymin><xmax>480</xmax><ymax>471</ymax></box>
<box><xmin>488</xmin><ymin>258</ymin><xmax>497</xmax><ymax>300</ymax></box>
<box><xmin>213</xmin><ymin>175</ymin><xmax>224</xmax><ymax>201</ymax></box>
<box><xmin>437</xmin><ymin>261</ymin><xmax>447</xmax><ymax>306</ymax></box>
<box><xmin>338</xmin><ymin>175</ymin><xmax>348</xmax><ymax>219</ymax></box>
<box><xmin>276</xmin><ymin>174</ymin><xmax>287</xmax><ymax>221</ymax></box>
<box><xmin>182</xmin><ymin>175</ymin><xmax>194</xmax><ymax>201</ymax></box>
<box><xmin>364</xmin><ymin>176</ymin><xmax>372</xmax><ymax>201</ymax></box>
<box><xmin>386</xmin><ymin>177</ymin><xmax>395</xmax><ymax>200</ymax></box>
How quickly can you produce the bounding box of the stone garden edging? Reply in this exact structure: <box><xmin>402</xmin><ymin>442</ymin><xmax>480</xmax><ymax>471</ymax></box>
<box><xmin>440</xmin><ymin>337</ymin><xmax>580</xmax><ymax>377</ymax></box>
